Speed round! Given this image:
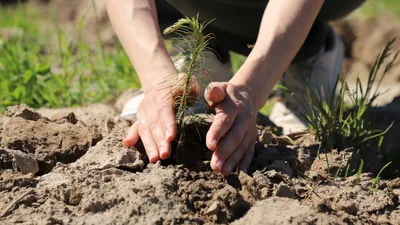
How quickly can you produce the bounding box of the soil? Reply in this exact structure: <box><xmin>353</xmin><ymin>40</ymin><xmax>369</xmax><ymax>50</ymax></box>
<box><xmin>0</xmin><ymin>104</ymin><xmax>399</xmax><ymax>225</ymax></box>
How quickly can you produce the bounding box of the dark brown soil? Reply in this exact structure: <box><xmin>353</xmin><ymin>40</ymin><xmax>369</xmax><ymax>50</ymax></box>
<box><xmin>0</xmin><ymin>105</ymin><xmax>399</xmax><ymax>224</ymax></box>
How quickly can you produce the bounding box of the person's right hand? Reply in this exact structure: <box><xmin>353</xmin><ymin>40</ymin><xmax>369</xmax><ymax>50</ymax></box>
<box><xmin>122</xmin><ymin>84</ymin><xmax>177</xmax><ymax>163</ymax></box>
<box><xmin>122</xmin><ymin>74</ymin><xmax>200</xmax><ymax>163</ymax></box>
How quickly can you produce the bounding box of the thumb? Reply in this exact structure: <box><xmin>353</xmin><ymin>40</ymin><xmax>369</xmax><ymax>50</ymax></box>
<box><xmin>205</xmin><ymin>82</ymin><xmax>228</xmax><ymax>108</ymax></box>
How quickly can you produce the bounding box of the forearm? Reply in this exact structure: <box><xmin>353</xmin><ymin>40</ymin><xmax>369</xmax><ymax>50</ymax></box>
<box><xmin>106</xmin><ymin>0</ymin><xmax>176</xmax><ymax>91</ymax></box>
<box><xmin>231</xmin><ymin>0</ymin><xmax>324</xmax><ymax>110</ymax></box>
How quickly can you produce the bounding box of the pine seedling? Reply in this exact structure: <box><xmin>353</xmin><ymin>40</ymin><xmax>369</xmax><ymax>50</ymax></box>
<box><xmin>162</xmin><ymin>16</ymin><xmax>215</xmax><ymax>162</ymax></box>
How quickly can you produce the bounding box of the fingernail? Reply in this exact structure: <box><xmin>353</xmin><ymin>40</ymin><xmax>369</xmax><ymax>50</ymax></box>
<box><xmin>210</xmin><ymin>140</ymin><xmax>218</xmax><ymax>150</ymax></box>
<box><xmin>122</xmin><ymin>139</ymin><xmax>129</xmax><ymax>147</ymax></box>
<box><xmin>148</xmin><ymin>150</ymin><xmax>157</xmax><ymax>161</ymax></box>
<box><xmin>159</xmin><ymin>145</ymin><xmax>165</xmax><ymax>155</ymax></box>
<box><xmin>243</xmin><ymin>168</ymin><xmax>248</xmax><ymax>174</ymax></box>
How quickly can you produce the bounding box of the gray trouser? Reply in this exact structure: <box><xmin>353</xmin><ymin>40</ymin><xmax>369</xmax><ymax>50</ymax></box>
<box><xmin>156</xmin><ymin>0</ymin><xmax>366</xmax><ymax>63</ymax></box>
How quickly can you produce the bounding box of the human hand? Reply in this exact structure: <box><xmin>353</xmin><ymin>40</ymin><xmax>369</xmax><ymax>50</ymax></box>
<box><xmin>122</xmin><ymin>74</ymin><xmax>200</xmax><ymax>163</ymax></box>
<box><xmin>122</xmin><ymin>84</ymin><xmax>177</xmax><ymax>162</ymax></box>
<box><xmin>205</xmin><ymin>82</ymin><xmax>258</xmax><ymax>176</ymax></box>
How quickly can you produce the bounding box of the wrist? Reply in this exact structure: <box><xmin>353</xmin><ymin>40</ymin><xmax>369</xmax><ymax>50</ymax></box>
<box><xmin>230</xmin><ymin>60</ymin><xmax>276</xmax><ymax>111</ymax></box>
<box><xmin>141</xmin><ymin>65</ymin><xmax>177</xmax><ymax>94</ymax></box>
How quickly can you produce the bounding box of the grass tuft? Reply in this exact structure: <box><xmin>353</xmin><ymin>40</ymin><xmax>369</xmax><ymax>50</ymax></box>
<box><xmin>298</xmin><ymin>39</ymin><xmax>396</xmax><ymax>152</ymax></box>
<box><xmin>280</xmin><ymin>39</ymin><xmax>398</xmax><ymax>177</ymax></box>
<box><xmin>369</xmin><ymin>161</ymin><xmax>392</xmax><ymax>193</ymax></box>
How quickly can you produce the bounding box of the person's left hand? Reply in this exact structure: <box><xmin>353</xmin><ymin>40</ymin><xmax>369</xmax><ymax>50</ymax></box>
<box><xmin>204</xmin><ymin>81</ymin><xmax>258</xmax><ymax>176</ymax></box>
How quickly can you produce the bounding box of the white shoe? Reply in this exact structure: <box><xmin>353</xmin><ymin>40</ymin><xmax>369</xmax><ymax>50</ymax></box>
<box><xmin>120</xmin><ymin>48</ymin><xmax>233</xmax><ymax>119</ymax></box>
<box><xmin>270</xmin><ymin>28</ymin><xmax>344</xmax><ymax>135</ymax></box>
<box><xmin>120</xmin><ymin>89</ymin><xmax>144</xmax><ymax>120</ymax></box>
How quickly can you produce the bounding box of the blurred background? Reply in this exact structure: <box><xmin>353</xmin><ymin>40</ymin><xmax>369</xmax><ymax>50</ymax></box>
<box><xmin>0</xmin><ymin>0</ymin><xmax>399</xmax><ymax>108</ymax></box>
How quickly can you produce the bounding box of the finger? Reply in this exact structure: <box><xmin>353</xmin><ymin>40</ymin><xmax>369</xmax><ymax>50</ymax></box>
<box><xmin>204</xmin><ymin>82</ymin><xmax>227</xmax><ymax>107</ymax></box>
<box><xmin>171</xmin><ymin>73</ymin><xmax>191</xmax><ymax>98</ymax></box>
<box><xmin>220</xmin><ymin>133</ymin><xmax>250</xmax><ymax>176</ymax></box>
<box><xmin>122</xmin><ymin>122</ymin><xmax>140</xmax><ymax>147</ymax></box>
<box><xmin>159</xmin><ymin>102</ymin><xmax>177</xmax><ymax>142</ymax></box>
<box><xmin>152</xmin><ymin>122</ymin><xmax>171</xmax><ymax>160</ymax></box>
<box><xmin>237</xmin><ymin>141</ymin><xmax>256</xmax><ymax>174</ymax></box>
<box><xmin>138</xmin><ymin>122</ymin><xmax>160</xmax><ymax>163</ymax></box>
<box><xmin>206</xmin><ymin>100</ymin><xmax>238</xmax><ymax>151</ymax></box>
<box><xmin>189</xmin><ymin>76</ymin><xmax>201</xmax><ymax>98</ymax></box>
<box><xmin>210</xmin><ymin>116</ymin><xmax>248</xmax><ymax>171</ymax></box>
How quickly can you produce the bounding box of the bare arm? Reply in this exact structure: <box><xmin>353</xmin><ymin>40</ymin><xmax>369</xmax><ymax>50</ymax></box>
<box><xmin>106</xmin><ymin>0</ymin><xmax>176</xmax><ymax>90</ymax></box>
<box><xmin>205</xmin><ymin>0</ymin><xmax>324</xmax><ymax>175</ymax></box>
<box><xmin>107</xmin><ymin>0</ymin><xmax>178</xmax><ymax>162</ymax></box>
<box><xmin>108</xmin><ymin>0</ymin><xmax>325</xmax><ymax>174</ymax></box>
<box><xmin>231</xmin><ymin>0</ymin><xmax>324</xmax><ymax>110</ymax></box>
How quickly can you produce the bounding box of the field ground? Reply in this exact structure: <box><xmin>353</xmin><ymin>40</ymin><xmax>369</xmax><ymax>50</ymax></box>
<box><xmin>1</xmin><ymin>0</ymin><xmax>400</xmax><ymax>224</ymax></box>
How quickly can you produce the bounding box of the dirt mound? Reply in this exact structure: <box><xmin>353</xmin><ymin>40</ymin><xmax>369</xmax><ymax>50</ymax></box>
<box><xmin>0</xmin><ymin>104</ymin><xmax>119</xmax><ymax>174</ymax></box>
<box><xmin>0</xmin><ymin>105</ymin><xmax>399</xmax><ymax>224</ymax></box>
<box><xmin>37</xmin><ymin>103</ymin><xmax>119</xmax><ymax>137</ymax></box>
<box><xmin>1</xmin><ymin>106</ymin><xmax>98</xmax><ymax>174</ymax></box>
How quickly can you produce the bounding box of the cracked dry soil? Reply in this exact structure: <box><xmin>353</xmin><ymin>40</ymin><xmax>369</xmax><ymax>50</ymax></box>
<box><xmin>0</xmin><ymin>104</ymin><xmax>399</xmax><ymax>225</ymax></box>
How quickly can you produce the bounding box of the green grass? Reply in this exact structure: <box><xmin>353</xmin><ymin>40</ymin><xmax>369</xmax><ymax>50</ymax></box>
<box><xmin>0</xmin><ymin>4</ymin><xmax>274</xmax><ymax>115</ymax></box>
<box><xmin>297</xmin><ymin>40</ymin><xmax>395</xmax><ymax>152</ymax></box>
<box><xmin>369</xmin><ymin>161</ymin><xmax>392</xmax><ymax>193</ymax></box>
<box><xmin>280</xmin><ymin>39</ymin><xmax>397</xmax><ymax>177</ymax></box>
<box><xmin>0</xmin><ymin>4</ymin><xmax>140</xmax><ymax>112</ymax></box>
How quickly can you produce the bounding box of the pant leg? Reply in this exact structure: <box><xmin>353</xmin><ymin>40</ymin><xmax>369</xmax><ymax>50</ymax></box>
<box><xmin>155</xmin><ymin>0</ymin><xmax>183</xmax><ymax>31</ymax></box>
<box><xmin>318</xmin><ymin>0</ymin><xmax>367</xmax><ymax>21</ymax></box>
<box><xmin>162</xmin><ymin>0</ymin><xmax>366</xmax><ymax>62</ymax></box>
<box><xmin>155</xmin><ymin>0</ymin><xmax>232</xmax><ymax>62</ymax></box>
<box><xmin>299</xmin><ymin>0</ymin><xmax>367</xmax><ymax>61</ymax></box>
